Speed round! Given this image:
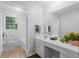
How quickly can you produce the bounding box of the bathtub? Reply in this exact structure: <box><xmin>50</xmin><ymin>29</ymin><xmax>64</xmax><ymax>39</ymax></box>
<box><xmin>2</xmin><ymin>35</ymin><xmax>16</xmax><ymax>52</ymax></box>
<box><xmin>3</xmin><ymin>41</ymin><xmax>16</xmax><ymax>51</ymax></box>
<box><xmin>2</xmin><ymin>34</ymin><xmax>24</xmax><ymax>52</ymax></box>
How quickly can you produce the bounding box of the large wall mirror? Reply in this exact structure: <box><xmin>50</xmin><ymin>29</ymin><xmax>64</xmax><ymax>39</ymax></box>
<box><xmin>46</xmin><ymin>3</ymin><xmax>79</xmax><ymax>37</ymax></box>
<box><xmin>52</xmin><ymin>4</ymin><xmax>79</xmax><ymax>36</ymax></box>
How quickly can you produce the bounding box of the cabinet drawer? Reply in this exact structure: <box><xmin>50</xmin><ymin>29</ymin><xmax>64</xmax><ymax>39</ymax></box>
<box><xmin>60</xmin><ymin>53</ymin><xmax>70</xmax><ymax>58</ymax></box>
<box><xmin>60</xmin><ymin>48</ymin><xmax>79</xmax><ymax>58</ymax></box>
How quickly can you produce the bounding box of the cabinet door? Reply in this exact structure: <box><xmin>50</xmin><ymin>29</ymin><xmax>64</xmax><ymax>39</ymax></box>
<box><xmin>35</xmin><ymin>39</ymin><xmax>44</xmax><ymax>57</ymax></box>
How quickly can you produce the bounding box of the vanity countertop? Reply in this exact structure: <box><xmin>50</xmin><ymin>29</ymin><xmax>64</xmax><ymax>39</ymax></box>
<box><xmin>35</xmin><ymin>35</ymin><xmax>79</xmax><ymax>54</ymax></box>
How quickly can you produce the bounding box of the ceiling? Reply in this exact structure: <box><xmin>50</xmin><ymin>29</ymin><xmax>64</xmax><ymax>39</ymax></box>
<box><xmin>2</xmin><ymin>1</ymin><xmax>53</xmax><ymax>8</ymax></box>
<box><xmin>31</xmin><ymin>1</ymin><xmax>53</xmax><ymax>7</ymax></box>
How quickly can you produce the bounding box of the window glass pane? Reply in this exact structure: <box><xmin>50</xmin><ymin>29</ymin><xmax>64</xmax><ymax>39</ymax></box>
<box><xmin>6</xmin><ymin>16</ymin><xmax>18</xmax><ymax>29</ymax></box>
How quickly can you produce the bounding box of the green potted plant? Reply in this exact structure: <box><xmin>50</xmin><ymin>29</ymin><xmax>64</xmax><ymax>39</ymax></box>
<box><xmin>60</xmin><ymin>32</ymin><xmax>79</xmax><ymax>46</ymax></box>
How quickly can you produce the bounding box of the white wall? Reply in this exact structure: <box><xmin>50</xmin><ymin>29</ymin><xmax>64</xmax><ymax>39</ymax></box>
<box><xmin>0</xmin><ymin>13</ymin><xmax>3</xmax><ymax>53</ymax></box>
<box><xmin>26</xmin><ymin>2</ymin><xmax>43</xmax><ymax>55</ymax></box>
<box><xmin>28</xmin><ymin>6</ymin><xmax>43</xmax><ymax>54</ymax></box>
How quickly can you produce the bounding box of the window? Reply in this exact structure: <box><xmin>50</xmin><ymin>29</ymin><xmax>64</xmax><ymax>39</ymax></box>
<box><xmin>6</xmin><ymin>16</ymin><xmax>17</xmax><ymax>29</ymax></box>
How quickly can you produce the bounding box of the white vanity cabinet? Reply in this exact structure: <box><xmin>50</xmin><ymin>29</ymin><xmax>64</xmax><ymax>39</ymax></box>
<box><xmin>35</xmin><ymin>39</ymin><xmax>44</xmax><ymax>57</ymax></box>
<box><xmin>35</xmin><ymin>36</ymin><xmax>79</xmax><ymax>58</ymax></box>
